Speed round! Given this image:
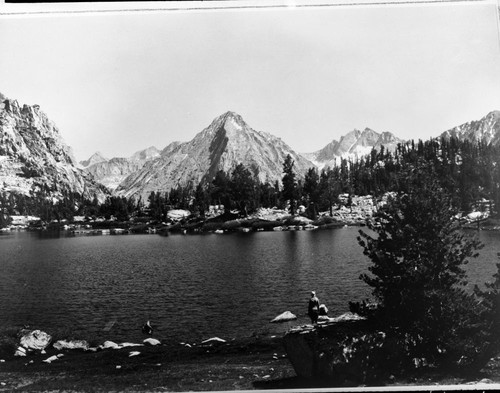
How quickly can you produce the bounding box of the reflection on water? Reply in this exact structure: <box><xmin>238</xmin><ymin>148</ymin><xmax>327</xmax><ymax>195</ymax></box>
<box><xmin>0</xmin><ymin>228</ymin><xmax>498</xmax><ymax>343</ymax></box>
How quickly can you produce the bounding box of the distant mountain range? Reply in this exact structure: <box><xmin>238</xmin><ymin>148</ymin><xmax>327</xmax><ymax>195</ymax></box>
<box><xmin>1</xmin><ymin>91</ymin><xmax>499</xmax><ymax>204</ymax></box>
<box><xmin>440</xmin><ymin>110</ymin><xmax>500</xmax><ymax>145</ymax></box>
<box><xmin>80</xmin><ymin>147</ymin><xmax>160</xmax><ymax>191</ymax></box>
<box><xmin>304</xmin><ymin>128</ymin><xmax>403</xmax><ymax>169</ymax></box>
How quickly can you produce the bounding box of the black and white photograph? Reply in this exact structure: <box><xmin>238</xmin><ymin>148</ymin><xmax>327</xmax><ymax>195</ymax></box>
<box><xmin>0</xmin><ymin>0</ymin><xmax>500</xmax><ymax>391</ymax></box>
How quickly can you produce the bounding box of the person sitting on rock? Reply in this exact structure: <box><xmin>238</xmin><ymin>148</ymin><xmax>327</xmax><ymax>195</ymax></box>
<box><xmin>308</xmin><ymin>291</ymin><xmax>320</xmax><ymax>324</ymax></box>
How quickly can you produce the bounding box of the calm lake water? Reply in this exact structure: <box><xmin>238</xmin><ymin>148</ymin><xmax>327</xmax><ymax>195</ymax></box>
<box><xmin>0</xmin><ymin>228</ymin><xmax>499</xmax><ymax>345</ymax></box>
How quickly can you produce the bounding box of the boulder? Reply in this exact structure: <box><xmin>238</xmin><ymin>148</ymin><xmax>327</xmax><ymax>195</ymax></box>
<box><xmin>167</xmin><ymin>209</ymin><xmax>190</xmax><ymax>220</ymax></box>
<box><xmin>270</xmin><ymin>311</ymin><xmax>297</xmax><ymax>323</ymax></box>
<box><xmin>317</xmin><ymin>311</ymin><xmax>365</xmax><ymax>323</ymax></box>
<box><xmin>201</xmin><ymin>337</ymin><xmax>226</xmax><ymax>344</ymax></box>
<box><xmin>14</xmin><ymin>346</ymin><xmax>27</xmax><ymax>357</ymax></box>
<box><xmin>119</xmin><ymin>342</ymin><xmax>143</xmax><ymax>348</ymax></box>
<box><xmin>99</xmin><ymin>341</ymin><xmax>144</xmax><ymax>350</ymax></box>
<box><xmin>467</xmin><ymin>211</ymin><xmax>483</xmax><ymax>221</ymax></box>
<box><xmin>143</xmin><ymin>338</ymin><xmax>161</xmax><ymax>346</ymax></box>
<box><xmin>53</xmin><ymin>339</ymin><xmax>89</xmax><ymax>351</ymax></box>
<box><xmin>43</xmin><ymin>355</ymin><xmax>59</xmax><ymax>363</ymax></box>
<box><xmin>101</xmin><ymin>341</ymin><xmax>120</xmax><ymax>349</ymax></box>
<box><xmin>282</xmin><ymin>313</ymin><xmax>400</xmax><ymax>383</ymax></box>
<box><xmin>20</xmin><ymin>330</ymin><xmax>52</xmax><ymax>350</ymax></box>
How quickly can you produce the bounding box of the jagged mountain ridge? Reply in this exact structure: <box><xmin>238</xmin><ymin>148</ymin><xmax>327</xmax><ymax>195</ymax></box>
<box><xmin>0</xmin><ymin>95</ymin><xmax>108</xmax><ymax>202</ymax></box>
<box><xmin>81</xmin><ymin>147</ymin><xmax>160</xmax><ymax>191</ymax></box>
<box><xmin>4</xmin><ymin>88</ymin><xmax>498</xmax><ymax>207</ymax></box>
<box><xmin>115</xmin><ymin>111</ymin><xmax>314</xmax><ymax>200</ymax></box>
<box><xmin>440</xmin><ymin>111</ymin><xmax>500</xmax><ymax>145</ymax></box>
<box><xmin>304</xmin><ymin>128</ymin><xmax>403</xmax><ymax>169</ymax></box>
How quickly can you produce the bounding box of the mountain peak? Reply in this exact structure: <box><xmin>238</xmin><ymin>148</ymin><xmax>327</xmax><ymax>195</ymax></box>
<box><xmin>202</xmin><ymin>111</ymin><xmax>249</xmax><ymax>140</ymax></box>
<box><xmin>222</xmin><ymin>110</ymin><xmax>240</xmax><ymax>118</ymax></box>
<box><xmin>220</xmin><ymin>111</ymin><xmax>246</xmax><ymax>127</ymax></box>
<box><xmin>308</xmin><ymin>127</ymin><xmax>403</xmax><ymax>168</ymax></box>
<box><xmin>485</xmin><ymin>110</ymin><xmax>500</xmax><ymax>120</ymax></box>
<box><xmin>80</xmin><ymin>152</ymin><xmax>108</xmax><ymax>168</ymax></box>
<box><xmin>130</xmin><ymin>146</ymin><xmax>160</xmax><ymax>161</ymax></box>
<box><xmin>115</xmin><ymin>111</ymin><xmax>313</xmax><ymax>200</ymax></box>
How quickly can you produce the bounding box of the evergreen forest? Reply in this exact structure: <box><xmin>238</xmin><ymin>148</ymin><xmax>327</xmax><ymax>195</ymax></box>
<box><xmin>1</xmin><ymin>135</ymin><xmax>499</xmax><ymax>227</ymax></box>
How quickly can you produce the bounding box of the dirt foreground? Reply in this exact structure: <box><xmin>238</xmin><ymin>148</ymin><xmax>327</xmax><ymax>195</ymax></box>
<box><xmin>0</xmin><ymin>334</ymin><xmax>296</xmax><ymax>392</ymax></box>
<box><xmin>2</xmin><ymin>333</ymin><xmax>500</xmax><ymax>392</ymax></box>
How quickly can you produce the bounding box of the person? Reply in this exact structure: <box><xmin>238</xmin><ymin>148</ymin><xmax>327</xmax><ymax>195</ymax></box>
<box><xmin>142</xmin><ymin>320</ymin><xmax>153</xmax><ymax>335</ymax></box>
<box><xmin>308</xmin><ymin>291</ymin><xmax>320</xmax><ymax>324</ymax></box>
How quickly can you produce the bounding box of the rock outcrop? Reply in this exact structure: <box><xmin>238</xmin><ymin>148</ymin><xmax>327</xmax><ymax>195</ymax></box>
<box><xmin>115</xmin><ymin>111</ymin><xmax>313</xmax><ymax>201</ymax></box>
<box><xmin>282</xmin><ymin>314</ymin><xmax>404</xmax><ymax>383</ymax></box>
<box><xmin>0</xmin><ymin>95</ymin><xmax>108</xmax><ymax>202</ymax></box>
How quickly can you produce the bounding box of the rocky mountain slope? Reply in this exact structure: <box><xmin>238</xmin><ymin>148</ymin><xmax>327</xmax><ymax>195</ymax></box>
<box><xmin>440</xmin><ymin>110</ymin><xmax>500</xmax><ymax>145</ymax></box>
<box><xmin>81</xmin><ymin>147</ymin><xmax>160</xmax><ymax>191</ymax></box>
<box><xmin>0</xmin><ymin>94</ymin><xmax>108</xmax><ymax>202</ymax></box>
<box><xmin>115</xmin><ymin>111</ymin><xmax>313</xmax><ymax>200</ymax></box>
<box><xmin>304</xmin><ymin>128</ymin><xmax>403</xmax><ymax>169</ymax></box>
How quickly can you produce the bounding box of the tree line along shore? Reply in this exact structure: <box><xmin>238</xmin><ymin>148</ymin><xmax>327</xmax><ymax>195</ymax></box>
<box><xmin>1</xmin><ymin>134</ymin><xmax>499</xmax><ymax>233</ymax></box>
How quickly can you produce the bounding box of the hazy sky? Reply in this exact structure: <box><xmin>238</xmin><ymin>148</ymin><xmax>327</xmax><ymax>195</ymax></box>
<box><xmin>0</xmin><ymin>1</ymin><xmax>499</xmax><ymax>161</ymax></box>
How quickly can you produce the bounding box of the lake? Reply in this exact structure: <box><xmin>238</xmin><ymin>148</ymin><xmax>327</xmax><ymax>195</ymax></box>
<box><xmin>0</xmin><ymin>228</ymin><xmax>499</xmax><ymax>346</ymax></box>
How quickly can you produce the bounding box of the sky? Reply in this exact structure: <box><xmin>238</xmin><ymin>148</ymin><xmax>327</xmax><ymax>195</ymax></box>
<box><xmin>0</xmin><ymin>1</ymin><xmax>499</xmax><ymax>161</ymax></box>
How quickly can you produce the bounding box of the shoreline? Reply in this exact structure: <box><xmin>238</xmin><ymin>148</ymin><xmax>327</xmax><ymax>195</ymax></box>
<box><xmin>2</xmin><ymin>328</ymin><xmax>500</xmax><ymax>392</ymax></box>
<box><xmin>4</xmin><ymin>201</ymin><xmax>499</xmax><ymax>235</ymax></box>
<box><xmin>0</xmin><ymin>331</ymin><xmax>295</xmax><ymax>392</ymax></box>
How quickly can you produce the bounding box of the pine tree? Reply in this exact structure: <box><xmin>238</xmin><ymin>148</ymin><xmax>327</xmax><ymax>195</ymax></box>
<box><xmin>230</xmin><ymin>164</ymin><xmax>257</xmax><ymax>216</ymax></box>
<box><xmin>352</xmin><ymin>162</ymin><xmax>486</xmax><ymax>367</ymax></box>
<box><xmin>211</xmin><ymin>170</ymin><xmax>232</xmax><ymax>213</ymax></box>
<box><xmin>303</xmin><ymin>167</ymin><xmax>320</xmax><ymax>218</ymax></box>
<box><xmin>282</xmin><ymin>154</ymin><xmax>297</xmax><ymax>214</ymax></box>
<box><xmin>193</xmin><ymin>183</ymin><xmax>209</xmax><ymax>218</ymax></box>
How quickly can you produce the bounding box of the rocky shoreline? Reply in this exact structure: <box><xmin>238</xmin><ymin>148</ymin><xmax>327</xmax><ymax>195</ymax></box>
<box><xmin>0</xmin><ymin>327</ymin><xmax>294</xmax><ymax>392</ymax></box>
<box><xmin>1</xmin><ymin>321</ymin><xmax>500</xmax><ymax>392</ymax></box>
<box><xmin>4</xmin><ymin>194</ymin><xmax>499</xmax><ymax>235</ymax></box>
